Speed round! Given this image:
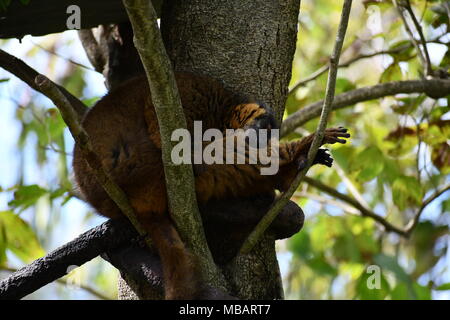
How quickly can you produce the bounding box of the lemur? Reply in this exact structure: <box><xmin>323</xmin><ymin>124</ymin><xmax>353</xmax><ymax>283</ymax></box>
<box><xmin>72</xmin><ymin>72</ymin><xmax>350</xmax><ymax>299</ymax></box>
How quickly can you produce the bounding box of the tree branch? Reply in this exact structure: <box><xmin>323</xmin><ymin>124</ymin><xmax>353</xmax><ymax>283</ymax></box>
<box><xmin>303</xmin><ymin>177</ymin><xmax>408</xmax><ymax>236</ymax></box>
<box><xmin>394</xmin><ymin>0</ymin><xmax>433</xmax><ymax>77</ymax></box>
<box><xmin>121</xmin><ymin>0</ymin><xmax>225</xmax><ymax>289</ymax></box>
<box><xmin>404</xmin><ymin>183</ymin><xmax>450</xmax><ymax>235</ymax></box>
<box><xmin>239</xmin><ymin>0</ymin><xmax>353</xmax><ymax>255</ymax></box>
<box><xmin>0</xmin><ymin>49</ymin><xmax>88</xmax><ymax>119</ymax></box>
<box><xmin>0</xmin><ymin>198</ymin><xmax>303</xmax><ymax>299</ymax></box>
<box><xmin>34</xmin><ymin>75</ymin><xmax>149</xmax><ymax>241</ymax></box>
<box><xmin>289</xmin><ymin>43</ymin><xmax>413</xmax><ymax>93</ymax></box>
<box><xmin>77</xmin><ymin>30</ymin><xmax>107</xmax><ymax>73</ymax></box>
<box><xmin>0</xmin><ymin>266</ymin><xmax>112</xmax><ymax>300</ymax></box>
<box><xmin>0</xmin><ymin>219</ymin><xmax>138</xmax><ymax>300</ymax></box>
<box><xmin>403</xmin><ymin>0</ymin><xmax>432</xmax><ymax>76</ymax></box>
<box><xmin>281</xmin><ymin>78</ymin><xmax>450</xmax><ymax>137</ymax></box>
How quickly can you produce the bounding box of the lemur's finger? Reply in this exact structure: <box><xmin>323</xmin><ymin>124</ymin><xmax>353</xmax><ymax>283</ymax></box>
<box><xmin>297</xmin><ymin>158</ymin><xmax>307</xmax><ymax>170</ymax></box>
<box><xmin>325</xmin><ymin>130</ymin><xmax>350</xmax><ymax>138</ymax></box>
<box><xmin>325</xmin><ymin>127</ymin><xmax>348</xmax><ymax>133</ymax></box>
<box><xmin>323</xmin><ymin>137</ymin><xmax>346</xmax><ymax>144</ymax></box>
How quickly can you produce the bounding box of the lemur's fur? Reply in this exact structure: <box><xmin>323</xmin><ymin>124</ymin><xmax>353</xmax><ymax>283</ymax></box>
<box><xmin>73</xmin><ymin>72</ymin><xmax>349</xmax><ymax>299</ymax></box>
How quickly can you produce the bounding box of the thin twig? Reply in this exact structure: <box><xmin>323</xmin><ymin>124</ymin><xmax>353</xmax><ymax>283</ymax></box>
<box><xmin>281</xmin><ymin>78</ymin><xmax>450</xmax><ymax>137</ymax></box>
<box><xmin>289</xmin><ymin>44</ymin><xmax>412</xmax><ymax>93</ymax></box>
<box><xmin>393</xmin><ymin>0</ymin><xmax>432</xmax><ymax>77</ymax></box>
<box><xmin>334</xmin><ymin>161</ymin><xmax>370</xmax><ymax>209</ymax></box>
<box><xmin>122</xmin><ymin>0</ymin><xmax>225</xmax><ymax>289</ymax></box>
<box><xmin>0</xmin><ymin>49</ymin><xmax>87</xmax><ymax>119</ymax></box>
<box><xmin>31</xmin><ymin>40</ymin><xmax>95</xmax><ymax>71</ymax></box>
<box><xmin>293</xmin><ymin>191</ymin><xmax>360</xmax><ymax>215</ymax></box>
<box><xmin>34</xmin><ymin>75</ymin><xmax>149</xmax><ymax>241</ymax></box>
<box><xmin>0</xmin><ymin>267</ymin><xmax>112</xmax><ymax>300</ymax></box>
<box><xmin>404</xmin><ymin>183</ymin><xmax>450</xmax><ymax>235</ymax></box>
<box><xmin>304</xmin><ymin>177</ymin><xmax>408</xmax><ymax>236</ymax></box>
<box><xmin>77</xmin><ymin>29</ymin><xmax>106</xmax><ymax>73</ymax></box>
<box><xmin>289</xmin><ymin>31</ymin><xmax>445</xmax><ymax>95</ymax></box>
<box><xmin>404</xmin><ymin>0</ymin><xmax>433</xmax><ymax>76</ymax></box>
<box><xmin>239</xmin><ymin>0</ymin><xmax>354</xmax><ymax>255</ymax></box>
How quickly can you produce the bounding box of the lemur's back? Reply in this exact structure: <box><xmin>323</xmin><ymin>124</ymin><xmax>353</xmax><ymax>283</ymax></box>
<box><xmin>72</xmin><ymin>71</ymin><xmax>350</xmax><ymax>299</ymax></box>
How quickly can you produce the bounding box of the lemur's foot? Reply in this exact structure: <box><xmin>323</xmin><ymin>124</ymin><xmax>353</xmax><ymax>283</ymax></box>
<box><xmin>314</xmin><ymin>148</ymin><xmax>333</xmax><ymax>167</ymax></box>
<box><xmin>295</xmin><ymin>149</ymin><xmax>333</xmax><ymax>170</ymax></box>
<box><xmin>323</xmin><ymin>127</ymin><xmax>350</xmax><ymax>144</ymax></box>
<box><xmin>294</xmin><ymin>127</ymin><xmax>350</xmax><ymax>170</ymax></box>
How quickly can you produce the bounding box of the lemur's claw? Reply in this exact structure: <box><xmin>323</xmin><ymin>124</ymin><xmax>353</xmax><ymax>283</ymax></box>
<box><xmin>314</xmin><ymin>148</ymin><xmax>334</xmax><ymax>167</ymax></box>
<box><xmin>297</xmin><ymin>158</ymin><xmax>307</xmax><ymax>170</ymax></box>
<box><xmin>323</xmin><ymin>127</ymin><xmax>351</xmax><ymax>145</ymax></box>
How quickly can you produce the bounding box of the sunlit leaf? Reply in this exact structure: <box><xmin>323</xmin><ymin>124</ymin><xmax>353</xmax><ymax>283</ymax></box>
<box><xmin>355</xmin><ymin>268</ymin><xmax>390</xmax><ymax>300</ymax></box>
<box><xmin>392</xmin><ymin>176</ymin><xmax>423</xmax><ymax>210</ymax></box>
<box><xmin>0</xmin><ymin>211</ymin><xmax>45</xmax><ymax>263</ymax></box>
<box><xmin>353</xmin><ymin>146</ymin><xmax>385</xmax><ymax>182</ymax></box>
<box><xmin>8</xmin><ymin>184</ymin><xmax>48</xmax><ymax>211</ymax></box>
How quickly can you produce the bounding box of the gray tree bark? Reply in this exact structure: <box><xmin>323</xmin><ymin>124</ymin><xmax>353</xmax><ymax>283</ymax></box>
<box><xmin>156</xmin><ymin>0</ymin><xmax>301</xmax><ymax>299</ymax></box>
<box><xmin>161</xmin><ymin>0</ymin><xmax>300</xmax><ymax>123</ymax></box>
<box><xmin>92</xmin><ymin>0</ymin><xmax>301</xmax><ymax>300</ymax></box>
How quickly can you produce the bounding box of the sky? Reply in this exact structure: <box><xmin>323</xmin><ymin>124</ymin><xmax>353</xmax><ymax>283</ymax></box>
<box><xmin>0</xmin><ymin>26</ymin><xmax>449</xmax><ymax>299</ymax></box>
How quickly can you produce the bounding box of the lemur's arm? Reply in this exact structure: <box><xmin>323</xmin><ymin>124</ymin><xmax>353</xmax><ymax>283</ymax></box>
<box><xmin>194</xmin><ymin>102</ymin><xmax>350</xmax><ymax>202</ymax></box>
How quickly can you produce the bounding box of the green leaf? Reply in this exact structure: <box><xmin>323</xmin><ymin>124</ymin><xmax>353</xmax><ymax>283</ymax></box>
<box><xmin>380</xmin><ymin>63</ymin><xmax>402</xmax><ymax>82</ymax></box>
<box><xmin>355</xmin><ymin>268</ymin><xmax>390</xmax><ymax>300</ymax></box>
<box><xmin>435</xmin><ymin>283</ymin><xmax>450</xmax><ymax>291</ymax></box>
<box><xmin>331</xmin><ymin>145</ymin><xmax>356</xmax><ymax>173</ymax></box>
<box><xmin>413</xmin><ymin>283</ymin><xmax>431</xmax><ymax>300</ymax></box>
<box><xmin>353</xmin><ymin>146</ymin><xmax>385</xmax><ymax>182</ymax></box>
<box><xmin>373</xmin><ymin>254</ymin><xmax>410</xmax><ymax>283</ymax></box>
<box><xmin>305</xmin><ymin>256</ymin><xmax>338</xmax><ymax>276</ymax></box>
<box><xmin>392</xmin><ymin>176</ymin><xmax>423</xmax><ymax>211</ymax></box>
<box><xmin>289</xmin><ymin>229</ymin><xmax>312</xmax><ymax>260</ymax></box>
<box><xmin>0</xmin><ymin>211</ymin><xmax>45</xmax><ymax>263</ymax></box>
<box><xmin>335</xmin><ymin>78</ymin><xmax>356</xmax><ymax>95</ymax></box>
<box><xmin>390</xmin><ymin>283</ymin><xmax>410</xmax><ymax>299</ymax></box>
<box><xmin>81</xmin><ymin>96</ymin><xmax>101</xmax><ymax>108</ymax></box>
<box><xmin>8</xmin><ymin>184</ymin><xmax>48</xmax><ymax>211</ymax></box>
<box><xmin>332</xmin><ymin>233</ymin><xmax>361</xmax><ymax>262</ymax></box>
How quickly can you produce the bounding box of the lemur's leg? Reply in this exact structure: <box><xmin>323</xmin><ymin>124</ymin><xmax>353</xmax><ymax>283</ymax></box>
<box><xmin>275</xmin><ymin>127</ymin><xmax>350</xmax><ymax>191</ymax></box>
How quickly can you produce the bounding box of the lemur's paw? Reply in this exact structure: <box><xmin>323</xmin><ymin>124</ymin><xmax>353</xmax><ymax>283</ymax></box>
<box><xmin>295</xmin><ymin>149</ymin><xmax>333</xmax><ymax>170</ymax></box>
<box><xmin>322</xmin><ymin>127</ymin><xmax>350</xmax><ymax>145</ymax></box>
<box><xmin>296</xmin><ymin>156</ymin><xmax>307</xmax><ymax>171</ymax></box>
<box><xmin>314</xmin><ymin>148</ymin><xmax>333</xmax><ymax>167</ymax></box>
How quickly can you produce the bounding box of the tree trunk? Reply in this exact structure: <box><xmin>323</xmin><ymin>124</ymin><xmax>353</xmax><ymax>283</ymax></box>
<box><xmin>100</xmin><ymin>0</ymin><xmax>301</xmax><ymax>300</ymax></box>
<box><xmin>160</xmin><ymin>0</ymin><xmax>300</xmax><ymax>299</ymax></box>
<box><xmin>161</xmin><ymin>0</ymin><xmax>300</xmax><ymax>123</ymax></box>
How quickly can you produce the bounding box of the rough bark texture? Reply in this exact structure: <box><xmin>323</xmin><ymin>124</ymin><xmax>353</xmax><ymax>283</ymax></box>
<box><xmin>157</xmin><ymin>0</ymin><xmax>300</xmax><ymax>299</ymax></box>
<box><xmin>78</xmin><ymin>0</ymin><xmax>302</xmax><ymax>300</ymax></box>
<box><xmin>0</xmin><ymin>219</ymin><xmax>138</xmax><ymax>300</ymax></box>
<box><xmin>161</xmin><ymin>0</ymin><xmax>301</xmax><ymax>123</ymax></box>
<box><xmin>0</xmin><ymin>0</ymin><xmax>163</xmax><ymax>39</ymax></box>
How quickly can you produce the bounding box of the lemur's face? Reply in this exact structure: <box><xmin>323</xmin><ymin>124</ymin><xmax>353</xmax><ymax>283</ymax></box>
<box><xmin>249</xmin><ymin>103</ymin><xmax>280</xmax><ymax>130</ymax></box>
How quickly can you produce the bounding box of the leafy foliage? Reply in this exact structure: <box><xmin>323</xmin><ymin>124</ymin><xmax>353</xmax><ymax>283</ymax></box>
<box><xmin>284</xmin><ymin>0</ymin><xmax>449</xmax><ymax>299</ymax></box>
<box><xmin>0</xmin><ymin>0</ymin><xmax>448</xmax><ymax>300</ymax></box>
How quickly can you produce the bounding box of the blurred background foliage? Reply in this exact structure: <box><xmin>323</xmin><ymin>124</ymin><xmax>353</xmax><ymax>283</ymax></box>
<box><xmin>0</xmin><ymin>0</ymin><xmax>449</xmax><ymax>299</ymax></box>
